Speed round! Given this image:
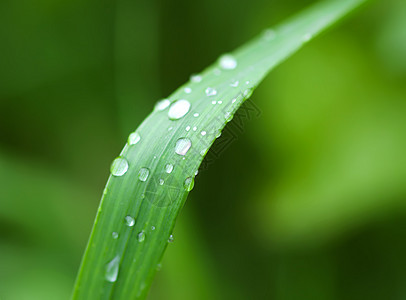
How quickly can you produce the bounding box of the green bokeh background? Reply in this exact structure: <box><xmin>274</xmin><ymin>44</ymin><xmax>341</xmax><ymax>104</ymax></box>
<box><xmin>1</xmin><ymin>0</ymin><xmax>406</xmax><ymax>299</ymax></box>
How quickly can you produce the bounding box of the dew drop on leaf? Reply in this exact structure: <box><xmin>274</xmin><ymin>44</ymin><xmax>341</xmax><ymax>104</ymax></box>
<box><xmin>159</xmin><ymin>179</ymin><xmax>164</xmax><ymax>185</ymax></box>
<box><xmin>128</xmin><ymin>132</ymin><xmax>141</xmax><ymax>145</ymax></box>
<box><xmin>230</xmin><ymin>80</ymin><xmax>239</xmax><ymax>87</ymax></box>
<box><xmin>168</xmin><ymin>234</ymin><xmax>174</xmax><ymax>243</ymax></box>
<box><xmin>165</xmin><ymin>164</ymin><xmax>174</xmax><ymax>174</ymax></box>
<box><xmin>190</xmin><ymin>74</ymin><xmax>202</xmax><ymax>83</ymax></box>
<box><xmin>137</xmin><ymin>231</ymin><xmax>145</xmax><ymax>243</ymax></box>
<box><xmin>205</xmin><ymin>87</ymin><xmax>217</xmax><ymax>97</ymax></box>
<box><xmin>168</xmin><ymin>99</ymin><xmax>191</xmax><ymax>120</ymax></box>
<box><xmin>219</xmin><ymin>54</ymin><xmax>237</xmax><ymax>70</ymax></box>
<box><xmin>175</xmin><ymin>138</ymin><xmax>192</xmax><ymax>156</ymax></box>
<box><xmin>138</xmin><ymin>167</ymin><xmax>150</xmax><ymax>182</ymax></box>
<box><xmin>112</xmin><ymin>232</ymin><xmax>119</xmax><ymax>239</ymax></box>
<box><xmin>184</xmin><ymin>177</ymin><xmax>194</xmax><ymax>191</ymax></box>
<box><xmin>184</xmin><ymin>87</ymin><xmax>192</xmax><ymax>94</ymax></box>
<box><xmin>105</xmin><ymin>255</ymin><xmax>120</xmax><ymax>282</ymax></box>
<box><xmin>155</xmin><ymin>99</ymin><xmax>170</xmax><ymax>111</ymax></box>
<box><xmin>125</xmin><ymin>216</ymin><xmax>135</xmax><ymax>227</ymax></box>
<box><xmin>201</xmin><ymin>131</ymin><xmax>207</xmax><ymax>136</ymax></box>
<box><xmin>110</xmin><ymin>157</ymin><xmax>129</xmax><ymax>177</ymax></box>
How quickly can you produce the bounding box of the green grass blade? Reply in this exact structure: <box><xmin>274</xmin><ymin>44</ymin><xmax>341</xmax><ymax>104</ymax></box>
<box><xmin>72</xmin><ymin>0</ymin><xmax>366</xmax><ymax>299</ymax></box>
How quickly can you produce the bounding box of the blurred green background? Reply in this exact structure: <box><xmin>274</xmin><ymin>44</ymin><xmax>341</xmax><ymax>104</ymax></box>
<box><xmin>1</xmin><ymin>0</ymin><xmax>406</xmax><ymax>299</ymax></box>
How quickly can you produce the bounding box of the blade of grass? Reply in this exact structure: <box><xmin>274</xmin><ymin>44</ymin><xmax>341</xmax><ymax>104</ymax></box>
<box><xmin>72</xmin><ymin>0</ymin><xmax>367</xmax><ymax>299</ymax></box>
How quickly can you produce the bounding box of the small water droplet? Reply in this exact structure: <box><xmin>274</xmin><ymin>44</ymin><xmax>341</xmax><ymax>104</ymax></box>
<box><xmin>225</xmin><ymin>112</ymin><xmax>233</xmax><ymax>122</ymax></box>
<box><xmin>195</xmin><ymin>170</ymin><xmax>199</xmax><ymax>176</ymax></box>
<box><xmin>218</xmin><ymin>100</ymin><xmax>222</xmax><ymax>104</ymax></box>
<box><xmin>216</xmin><ymin>131</ymin><xmax>222</xmax><ymax>138</ymax></box>
<box><xmin>112</xmin><ymin>232</ymin><xmax>119</xmax><ymax>239</ymax></box>
<box><xmin>193</xmin><ymin>126</ymin><xmax>197</xmax><ymax>131</ymax></box>
<box><xmin>201</xmin><ymin>131</ymin><xmax>207</xmax><ymax>136</ymax></box>
<box><xmin>190</xmin><ymin>74</ymin><xmax>202</xmax><ymax>83</ymax></box>
<box><xmin>159</xmin><ymin>179</ymin><xmax>164</xmax><ymax>185</ymax></box>
<box><xmin>219</xmin><ymin>54</ymin><xmax>237</xmax><ymax>70</ymax></box>
<box><xmin>303</xmin><ymin>33</ymin><xmax>312</xmax><ymax>42</ymax></box>
<box><xmin>125</xmin><ymin>216</ymin><xmax>135</xmax><ymax>227</ymax></box>
<box><xmin>165</xmin><ymin>164</ymin><xmax>174</xmax><ymax>174</ymax></box>
<box><xmin>138</xmin><ymin>167</ymin><xmax>150</xmax><ymax>182</ymax></box>
<box><xmin>141</xmin><ymin>193</ymin><xmax>145</xmax><ymax>199</ymax></box>
<box><xmin>151</xmin><ymin>226</ymin><xmax>156</xmax><ymax>231</ymax></box>
<box><xmin>200</xmin><ymin>148</ymin><xmax>208</xmax><ymax>156</ymax></box>
<box><xmin>232</xmin><ymin>98</ymin><xmax>237</xmax><ymax>103</ymax></box>
<box><xmin>137</xmin><ymin>231</ymin><xmax>145</xmax><ymax>242</ymax></box>
<box><xmin>186</xmin><ymin>126</ymin><xmax>191</xmax><ymax>131</ymax></box>
<box><xmin>155</xmin><ymin>99</ymin><xmax>170</xmax><ymax>111</ymax></box>
<box><xmin>243</xmin><ymin>88</ymin><xmax>253</xmax><ymax>98</ymax></box>
<box><xmin>184</xmin><ymin>87</ymin><xmax>192</xmax><ymax>94</ymax></box>
<box><xmin>168</xmin><ymin>126</ymin><xmax>173</xmax><ymax>131</ymax></box>
<box><xmin>193</xmin><ymin>113</ymin><xmax>199</xmax><ymax>117</ymax></box>
<box><xmin>205</xmin><ymin>87</ymin><xmax>217</xmax><ymax>97</ymax></box>
<box><xmin>156</xmin><ymin>263</ymin><xmax>162</xmax><ymax>271</ymax></box>
<box><xmin>128</xmin><ymin>132</ymin><xmax>141</xmax><ymax>145</ymax></box>
<box><xmin>105</xmin><ymin>255</ymin><xmax>120</xmax><ymax>282</ymax></box>
<box><xmin>230</xmin><ymin>80</ymin><xmax>239</xmax><ymax>87</ymax></box>
<box><xmin>168</xmin><ymin>234</ymin><xmax>174</xmax><ymax>243</ymax></box>
<box><xmin>184</xmin><ymin>177</ymin><xmax>194</xmax><ymax>191</ymax></box>
<box><xmin>110</xmin><ymin>157</ymin><xmax>129</xmax><ymax>176</ymax></box>
<box><xmin>263</xmin><ymin>29</ymin><xmax>276</xmax><ymax>41</ymax></box>
<box><xmin>245</xmin><ymin>80</ymin><xmax>250</xmax><ymax>85</ymax></box>
<box><xmin>211</xmin><ymin>100</ymin><xmax>216</xmax><ymax>105</ymax></box>
<box><xmin>168</xmin><ymin>99</ymin><xmax>191</xmax><ymax>120</ymax></box>
<box><xmin>175</xmin><ymin>138</ymin><xmax>192</xmax><ymax>156</ymax></box>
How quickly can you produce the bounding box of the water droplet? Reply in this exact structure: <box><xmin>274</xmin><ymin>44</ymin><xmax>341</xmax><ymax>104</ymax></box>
<box><xmin>138</xmin><ymin>167</ymin><xmax>150</xmax><ymax>182</ymax></box>
<box><xmin>184</xmin><ymin>177</ymin><xmax>194</xmax><ymax>191</ymax></box>
<box><xmin>195</xmin><ymin>170</ymin><xmax>199</xmax><ymax>176</ymax></box>
<box><xmin>175</xmin><ymin>138</ymin><xmax>192</xmax><ymax>156</ymax></box>
<box><xmin>105</xmin><ymin>255</ymin><xmax>120</xmax><ymax>282</ymax></box>
<box><xmin>112</xmin><ymin>232</ymin><xmax>119</xmax><ymax>239</ymax></box>
<box><xmin>125</xmin><ymin>216</ymin><xmax>135</xmax><ymax>227</ymax></box>
<box><xmin>151</xmin><ymin>226</ymin><xmax>156</xmax><ymax>231</ymax></box>
<box><xmin>243</xmin><ymin>88</ymin><xmax>253</xmax><ymax>98</ymax></box>
<box><xmin>165</xmin><ymin>163</ymin><xmax>174</xmax><ymax>174</ymax></box>
<box><xmin>200</xmin><ymin>149</ymin><xmax>207</xmax><ymax>156</ymax></box>
<box><xmin>137</xmin><ymin>231</ymin><xmax>145</xmax><ymax>242</ymax></box>
<box><xmin>186</xmin><ymin>125</ymin><xmax>191</xmax><ymax>131</ymax></box>
<box><xmin>190</xmin><ymin>74</ymin><xmax>202</xmax><ymax>83</ymax></box>
<box><xmin>159</xmin><ymin>179</ymin><xmax>164</xmax><ymax>185</ymax></box>
<box><xmin>219</xmin><ymin>54</ymin><xmax>237</xmax><ymax>70</ymax></box>
<box><xmin>168</xmin><ymin>234</ymin><xmax>174</xmax><ymax>243</ymax></box>
<box><xmin>230</xmin><ymin>80</ymin><xmax>239</xmax><ymax>87</ymax></box>
<box><xmin>263</xmin><ymin>29</ymin><xmax>276</xmax><ymax>41</ymax></box>
<box><xmin>193</xmin><ymin>126</ymin><xmax>197</xmax><ymax>131</ymax></box>
<box><xmin>211</xmin><ymin>100</ymin><xmax>216</xmax><ymax>105</ymax></box>
<box><xmin>155</xmin><ymin>99</ymin><xmax>170</xmax><ymax>111</ymax></box>
<box><xmin>110</xmin><ymin>157</ymin><xmax>129</xmax><ymax>176</ymax></box>
<box><xmin>205</xmin><ymin>87</ymin><xmax>217</xmax><ymax>97</ymax></box>
<box><xmin>225</xmin><ymin>112</ymin><xmax>233</xmax><ymax>122</ymax></box>
<box><xmin>193</xmin><ymin>113</ymin><xmax>199</xmax><ymax>117</ymax></box>
<box><xmin>201</xmin><ymin>131</ymin><xmax>207</xmax><ymax>136</ymax></box>
<box><xmin>184</xmin><ymin>87</ymin><xmax>192</xmax><ymax>94</ymax></box>
<box><xmin>232</xmin><ymin>98</ymin><xmax>237</xmax><ymax>103</ymax></box>
<box><xmin>128</xmin><ymin>132</ymin><xmax>141</xmax><ymax>145</ymax></box>
<box><xmin>245</xmin><ymin>80</ymin><xmax>250</xmax><ymax>85</ymax></box>
<box><xmin>168</xmin><ymin>126</ymin><xmax>173</xmax><ymax>131</ymax></box>
<box><xmin>216</xmin><ymin>131</ymin><xmax>222</xmax><ymax>138</ymax></box>
<box><xmin>168</xmin><ymin>99</ymin><xmax>191</xmax><ymax>120</ymax></box>
<box><xmin>156</xmin><ymin>263</ymin><xmax>162</xmax><ymax>271</ymax></box>
<box><xmin>218</xmin><ymin>100</ymin><xmax>222</xmax><ymax>104</ymax></box>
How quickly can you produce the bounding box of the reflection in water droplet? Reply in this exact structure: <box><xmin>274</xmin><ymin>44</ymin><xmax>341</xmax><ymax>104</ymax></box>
<box><xmin>184</xmin><ymin>177</ymin><xmax>194</xmax><ymax>191</ymax></box>
<box><xmin>175</xmin><ymin>138</ymin><xmax>192</xmax><ymax>156</ymax></box>
<box><xmin>110</xmin><ymin>157</ymin><xmax>129</xmax><ymax>176</ymax></box>
<box><xmin>205</xmin><ymin>87</ymin><xmax>217</xmax><ymax>97</ymax></box>
<box><xmin>112</xmin><ymin>232</ymin><xmax>119</xmax><ymax>239</ymax></box>
<box><xmin>165</xmin><ymin>164</ymin><xmax>174</xmax><ymax>174</ymax></box>
<box><xmin>138</xmin><ymin>168</ymin><xmax>150</xmax><ymax>182</ymax></box>
<box><xmin>190</xmin><ymin>74</ymin><xmax>202</xmax><ymax>83</ymax></box>
<box><xmin>168</xmin><ymin>99</ymin><xmax>191</xmax><ymax>120</ymax></box>
<box><xmin>168</xmin><ymin>234</ymin><xmax>174</xmax><ymax>243</ymax></box>
<box><xmin>155</xmin><ymin>99</ymin><xmax>170</xmax><ymax>111</ymax></box>
<box><xmin>125</xmin><ymin>216</ymin><xmax>135</xmax><ymax>227</ymax></box>
<box><xmin>105</xmin><ymin>256</ymin><xmax>120</xmax><ymax>282</ymax></box>
<box><xmin>138</xmin><ymin>231</ymin><xmax>145</xmax><ymax>242</ymax></box>
<box><xmin>219</xmin><ymin>54</ymin><xmax>237</xmax><ymax>70</ymax></box>
<box><xmin>128</xmin><ymin>132</ymin><xmax>141</xmax><ymax>145</ymax></box>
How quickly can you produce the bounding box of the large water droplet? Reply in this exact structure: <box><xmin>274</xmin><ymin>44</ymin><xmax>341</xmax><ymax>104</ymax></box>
<box><xmin>110</xmin><ymin>157</ymin><xmax>129</xmax><ymax>176</ymax></box>
<box><xmin>128</xmin><ymin>132</ymin><xmax>140</xmax><ymax>145</ymax></box>
<box><xmin>175</xmin><ymin>138</ymin><xmax>192</xmax><ymax>156</ymax></box>
<box><xmin>105</xmin><ymin>256</ymin><xmax>120</xmax><ymax>282</ymax></box>
<box><xmin>112</xmin><ymin>232</ymin><xmax>119</xmax><ymax>239</ymax></box>
<box><xmin>138</xmin><ymin>167</ymin><xmax>150</xmax><ymax>182</ymax></box>
<box><xmin>190</xmin><ymin>74</ymin><xmax>202</xmax><ymax>83</ymax></box>
<box><xmin>165</xmin><ymin>163</ymin><xmax>174</xmax><ymax>174</ymax></box>
<box><xmin>205</xmin><ymin>87</ymin><xmax>217</xmax><ymax>97</ymax></box>
<box><xmin>138</xmin><ymin>231</ymin><xmax>145</xmax><ymax>242</ymax></box>
<box><xmin>184</xmin><ymin>177</ymin><xmax>194</xmax><ymax>191</ymax></box>
<box><xmin>155</xmin><ymin>99</ymin><xmax>170</xmax><ymax>111</ymax></box>
<box><xmin>168</xmin><ymin>99</ymin><xmax>191</xmax><ymax>120</ymax></box>
<box><xmin>125</xmin><ymin>216</ymin><xmax>135</xmax><ymax>227</ymax></box>
<box><xmin>219</xmin><ymin>54</ymin><xmax>237</xmax><ymax>70</ymax></box>
<box><xmin>168</xmin><ymin>234</ymin><xmax>174</xmax><ymax>243</ymax></box>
